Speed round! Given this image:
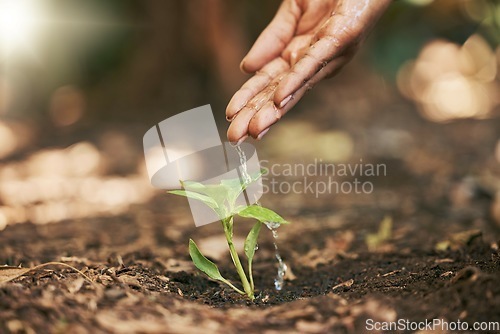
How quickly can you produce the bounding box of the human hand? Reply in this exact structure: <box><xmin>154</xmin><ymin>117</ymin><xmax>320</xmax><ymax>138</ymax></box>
<box><xmin>226</xmin><ymin>0</ymin><xmax>392</xmax><ymax>143</ymax></box>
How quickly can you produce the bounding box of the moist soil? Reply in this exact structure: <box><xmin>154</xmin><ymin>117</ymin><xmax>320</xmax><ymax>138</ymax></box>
<box><xmin>1</xmin><ymin>84</ymin><xmax>500</xmax><ymax>333</ymax></box>
<box><xmin>1</xmin><ymin>192</ymin><xmax>499</xmax><ymax>333</ymax></box>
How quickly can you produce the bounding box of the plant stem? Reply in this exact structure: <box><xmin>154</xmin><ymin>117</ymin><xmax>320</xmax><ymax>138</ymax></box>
<box><xmin>222</xmin><ymin>217</ymin><xmax>254</xmax><ymax>300</ymax></box>
<box><xmin>248</xmin><ymin>261</ymin><xmax>254</xmax><ymax>291</ymax></box>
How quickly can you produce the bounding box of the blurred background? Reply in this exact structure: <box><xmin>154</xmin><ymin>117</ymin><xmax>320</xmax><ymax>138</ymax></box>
<box><xmin>0</xmin><ymin>0</ymin><xmax>499</xmax><ymax>236</ymax></box>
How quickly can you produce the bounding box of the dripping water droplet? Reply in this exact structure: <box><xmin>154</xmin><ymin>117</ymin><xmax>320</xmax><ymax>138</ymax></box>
<box><xmin>265</xmin><ymin>221</ymin><xmax>287</xmax><ymax>291</ymax></box>
<box><xmin>234</xmin><ymin>144</ymin><xmax>252</xmax><ymax>185</ymax></box>
<box><xmin>234</xmin><ymin>145</ymin><xmax>287</xmax><ymax>291</ymax></box>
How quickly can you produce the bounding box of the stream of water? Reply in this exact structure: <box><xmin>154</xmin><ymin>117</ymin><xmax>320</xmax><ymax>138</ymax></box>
<box><xmin>234</xmin><ymin>145</ymin><xmax>287</xmax><ymax>291</ymax></box>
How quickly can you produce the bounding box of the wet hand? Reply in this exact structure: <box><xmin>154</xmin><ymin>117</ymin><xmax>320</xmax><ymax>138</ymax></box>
<box><xmin>226</xmin><ymin>0</ymin><xmax>392</xmax><ymax>143</ymax></box>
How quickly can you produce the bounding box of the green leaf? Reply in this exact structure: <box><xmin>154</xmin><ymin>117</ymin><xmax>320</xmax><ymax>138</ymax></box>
<box><xmin>220</xmin><ymin>177</ymin><xmax>245</xmax><ymax>191</ymax></box>
<box><xmin>244</xmin><ymin>222</ymin><xmax>262</xmax><ymax>262</ymax></box>
<box><xmin>180</xmin><ymin>181</ymin><xmax>232</xmax><ymax>218</ymax></box>
<box><xmin>220</xmin><ymin>178</ymin><xmax>245</xmax><ymax>207</ymax></box>
<box><xmin>201</xmin><ymin>186</ymin><xmax>229</xmax><ymax>207</ymax></box>
<box><xmin>188</xmin><ymin>239</ymin><xmax>225</xmax><ymax>281</ymax></box>
<box><xmin>181</xmin><ymin>180</ymin><xmax>229</xmax><ymax>210</ymax></box>
<box><xmin>168</xmin><ymin>190</ymin><xmax>218</xmax><ymax>209</ymax></box>
<box><xmin>180</xmin><ymin>180</ymin><xmax>207</xmax><ymax>192</ymax></box>
<box><xmin>221</xmin><ymin>170</ymin><xmax>265</xmax><ymax>209</ymax></box>
<box><xmin>220</xmin><ymin>170</ymin><xmax>263</xmax><ymax>191</ymax></box>
<box><xmin>238</xmin><ymin>205</ymin><xmax>289</xmax><ymax>224</ymax></box>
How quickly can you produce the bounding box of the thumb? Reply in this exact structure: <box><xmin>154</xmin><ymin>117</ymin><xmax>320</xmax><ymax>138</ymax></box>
<box><xmin>241</xmin><ymin>0</ymin><xmax>301</xmax><ymax>73</ymax></box>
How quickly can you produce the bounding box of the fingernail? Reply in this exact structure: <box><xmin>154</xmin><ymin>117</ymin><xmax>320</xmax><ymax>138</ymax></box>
<box><xmin>236</xmin><ymin>135</ymin><xmax>248</xmax><ymax>145</ymax></box>
<box><xmin>230</xmin><ymin>135</ymin><xmax>248</xmax><ymax>147</ymax></box>
<box><xmin>226</xmin><ymin>114</ymin><xmax>236</xmax><ymax>122</ymax></box>
<box><xmin>279</xmin><ymin>95</ymin><xmax>293</xmax><ymax>109</ymax></box>
<box><xmin>257</xmin><ymin>128</ymin><xmax>270</xmax><ymax>140</ymax></box>
<box><xmin>240</xmin><ymin>58</ymin><xmax>247</xmax><ymax>73</ymax></box>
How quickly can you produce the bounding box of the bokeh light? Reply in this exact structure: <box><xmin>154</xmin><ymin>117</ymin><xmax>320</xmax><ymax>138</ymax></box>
<box><xmin>49</xmin><ymin>86</ymin><xmax>86</xmax><ymax>127</ymax></box>
<box><xmin>265</xmin><ymin>121</ymin><xmax>354</xmax><ymax>162</ymax></box>
<box><xmin>0</xmin><ymin>139</ymin><xmax>155</xmax><ymax>226</ymax></box>
<box><xmin>0</xmin><ymin>121</ymin><xmax>16</xmax><ymax>159</ymax></box>
<box><xmin>397</xmin><ymin>35</ymin><xmax>498</xmax><ymax>122</ymax></box>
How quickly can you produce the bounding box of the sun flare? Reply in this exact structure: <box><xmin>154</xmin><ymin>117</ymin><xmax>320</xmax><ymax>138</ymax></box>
<box><xmin>0</xmin><ymin>0</ymin><xmax>39</xmax><ymax>56</ymax></box>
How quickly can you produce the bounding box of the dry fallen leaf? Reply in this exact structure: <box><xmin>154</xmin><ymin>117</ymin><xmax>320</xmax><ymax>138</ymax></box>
<box><xmin>332</xmin><ymin>279</ymin><xmax>354</xmax><ymax>291</ymax></box>
<box><xmin>0</xmin><ymin>262</ymin><xmax>94</xmax><ymax>285</ymax></box>
<box><xmin>0</xmin><ymin>266</ymin><xmax>31</xmax><ymax>284</ymax></box>
<box><xmin>118</xmin><ymin>274</ymin><xmax>141</xmax><ymax>288</ymax></box>
<box><xmin>67</xmin><ymin>277</ymin><xmax>85</xmax><ymax>294</ymax></box>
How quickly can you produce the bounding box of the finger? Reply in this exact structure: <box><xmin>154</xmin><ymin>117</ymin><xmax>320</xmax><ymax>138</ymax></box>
<box><xmin>247</xmin><ymin>82</ymin><xmax>309</xmax><ymax>139</ymax></box>
<box><xmin>240</xmin><ymin>0</ymin><xmax>301</xmax><ymax>73</ymax></box>
<box><xmin>273</xmin><ymin>7</ymin><xmax>370</xmax><ymax>106</ymax></box>
<box><xmin>281</xmin><ymin>34</ymin><xmax>312</xmax><ymax>67</ymax></box>
<box><xmin>248</xmin><ymin>56</ymin><xmax>350</xmax><ymax>138</ymax></box>
<box><xmin>227</xmin><ymin>80</ymin><xmax>281</xmax><ymax>143</ymax></box>
<box><xmin>226</xmin><ymin>58</ymin><xmax>289</xmax><ymax>121</ymax></box>
<box><xmin>273</xmin><ymin>0</ymin><xmax>394</xmax><ymax>104</ymax></box>
<box><xmin>273</xmin><ymin>35</ymin><xmax>347</xmax><ymax>107</ymax></box>
<box><xmin>227</xmin><ymin>106</ymin><xmax>258</xmax><ymax>143</ymax></box>
<box><xmin>290</xmin><ymin>44</ymin><xmax>309</xmax><ymax>67</ymax></box>
<box><xmin>295</xmin><ymin>0</ymin><xmax>335</xmax><ymax>35</ymax></box>
<box><xmin>307</xmin><ymin>52</ymin><xmax>354</xmax><ymax>82</ymax></box>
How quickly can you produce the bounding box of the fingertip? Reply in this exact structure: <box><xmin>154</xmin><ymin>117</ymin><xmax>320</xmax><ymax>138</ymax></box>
<box><xmin>240</xmin><ymin>56</ymin><xmax>263</xmax><ymax>74</ymax></box>
<box><xmin>278</xmin><ymin>94</ymin><xmax>293</xmax><ymax>109</ymax></box>
<box><xmin>240</xmin><ymin>58</ymin><xmax>261</xmax><ymax>74</ymax></box>
<box><xmin>240</xmin><ymin>58</ymin><xmax>252</xmax><ymax>74</ymax></box>
<box><xmin>227</xmin><ymin>125</ymin><xmax>241</xmax><ymax>144</ymax></box>
<box><xmin>239</xmin><ymin>58</ymin><xmax>248</xmax><ymax>73</ymax></box>
<box><xmin>248</xmin><ymin>101</ymin><xmax>281</xmax><ymax>138</ymax></box>
<box><xmin>227</xmin><ymin>107</ymin><xmax>256</xmax><ymax>143</ymax></box>
<box><xmin>273</xmin><ymin>73</ymin><xmax>300</xmax><ymax>108</ymax></box>
<box><xmin>226</xmin><ymin>90</ymin><xmax>252</xmax><ymax>120</ymax></box>
<box><xmin>274</xmin><ymin>86</ymin><xmax>292</xmax><ymax>109</ymax></box>
<box><xmin>257</xmin><ymin>128</ymin><xmax>270</xmax><ymax>140</ymax></box>
<box><xmin>229</xmin><ymin>134</ymin><xmax>248</xmax><ymax>146</ymax></box>
<box><xmin>227</xmin><ymin>127</ymin><xmax>248</xmax><ymax>145</ymax></box>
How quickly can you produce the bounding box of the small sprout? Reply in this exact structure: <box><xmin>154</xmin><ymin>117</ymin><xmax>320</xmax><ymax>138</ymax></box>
<box><xmin>169</xmin><ymin>170</ymin><xmax>289</xmax><ymax>300</ymax></box>
<box><xmin>365</xmin><ymin>216</ymin><xmax>393</xmax><ymax>252</ymax></box>
<box><xmin>435</xmin><ymin>229</ymin><xmax>482</xmax><ymax>251</ymax></box>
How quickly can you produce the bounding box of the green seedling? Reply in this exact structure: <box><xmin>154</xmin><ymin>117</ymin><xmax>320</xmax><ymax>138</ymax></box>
<box><xmin>365</xmin><ymin>215</ymin><xmax>393</xmax><ymax>251</ymax></box>
<box><xmin>169</xmin><ymin>171</ymin><xmax>289</xmax><ymax>300</ymax></box>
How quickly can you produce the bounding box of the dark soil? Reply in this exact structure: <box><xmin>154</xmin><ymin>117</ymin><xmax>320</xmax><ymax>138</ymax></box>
<box><xmin>1</xmin><ymin>191</ymin><xmax>500</xmax><ymax>333</ymax></box>
<box><xmin>1</xmin><ymin>78</ymin><xmax>500</xmax><ymax>333</ymax></box>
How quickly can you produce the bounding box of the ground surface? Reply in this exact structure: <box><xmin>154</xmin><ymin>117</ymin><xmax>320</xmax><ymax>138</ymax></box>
<box><xmin>1</xmin><ymin>72</ymin><xmax>500</xmax><ymax>333</ymax></box>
